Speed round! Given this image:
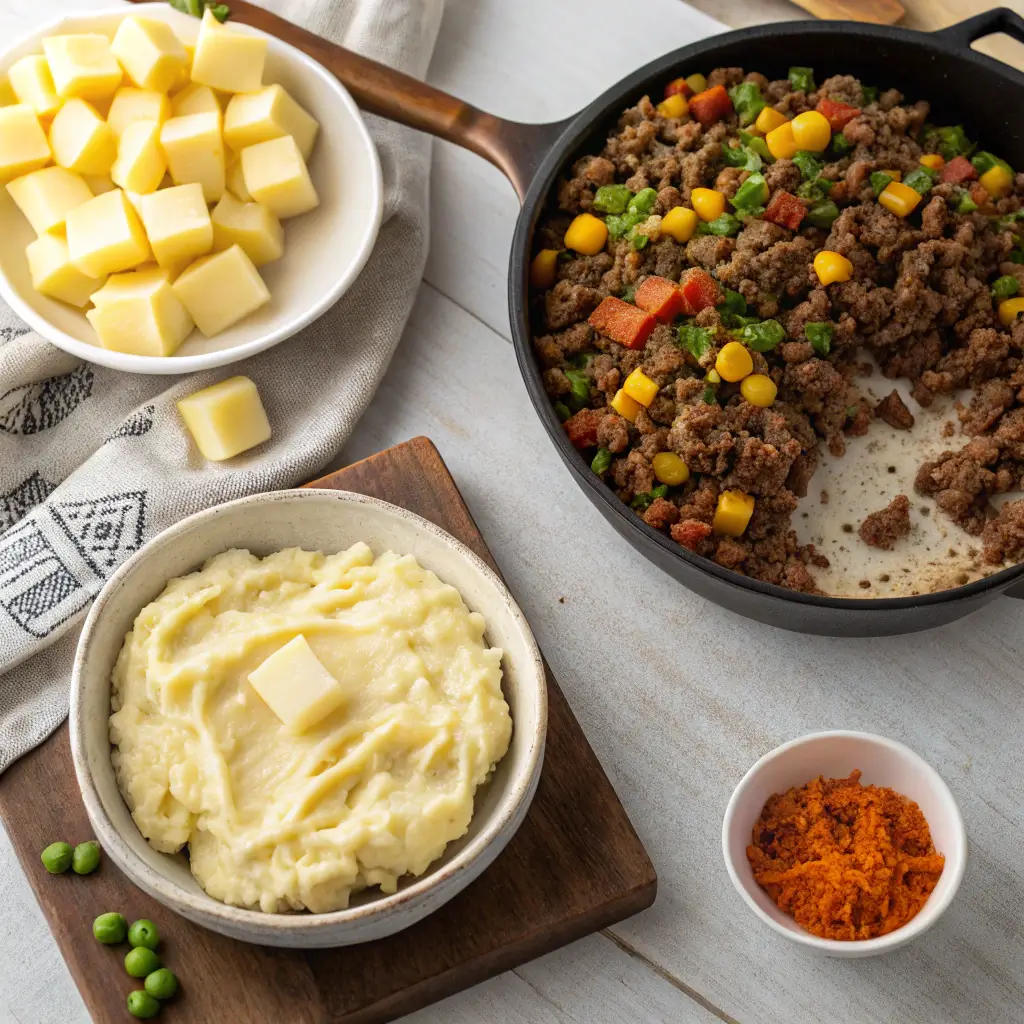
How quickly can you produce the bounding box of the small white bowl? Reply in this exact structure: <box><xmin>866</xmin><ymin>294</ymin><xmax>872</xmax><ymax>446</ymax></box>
<box><xmin>0</xmin><ymin>4</ymin><xmax>382</xmax><ymax>375</ymax></box>
<box><xmin>70</xmin><ymin>490</ymin><xmax>547</xmax><ymax>947</ymax></box>
<box><xmin>722</xmin><ymin>731</ymin><xmax>966</xmax><ymax>958</ymax></box>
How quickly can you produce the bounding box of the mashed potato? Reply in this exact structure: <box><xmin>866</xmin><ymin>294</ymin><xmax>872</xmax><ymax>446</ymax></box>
<box><xmin>109</xmin><ymin>543</ymin><xmax>512</xmax><ymax>913</ymax></box>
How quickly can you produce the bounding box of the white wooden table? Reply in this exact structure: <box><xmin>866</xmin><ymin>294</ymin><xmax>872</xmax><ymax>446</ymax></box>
<box><xmin>3</xmin><ymin>1</ymin><xmax>1024</xmax><ymax>1022</ymax></box>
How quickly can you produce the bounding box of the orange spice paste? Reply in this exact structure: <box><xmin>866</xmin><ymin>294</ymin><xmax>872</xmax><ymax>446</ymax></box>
<box><xmin>746</xmin><ymin>770</ymin><xmax>945</xmax><ymax>940</ymax></box>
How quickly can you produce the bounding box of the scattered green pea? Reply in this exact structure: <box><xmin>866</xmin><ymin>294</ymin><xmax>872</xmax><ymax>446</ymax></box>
<box><xmin>127</xmin><ymin>990</ymin><xmax>161</xmax><ymax>1019</ymax></box>
<box><xmin>40</xmin><ymin>841</ymin><xmax>74</xmax><ymax>874</ymax></box>
<box><xmin>93</xmin><ymin>912</ymin><xmax>127</xmax><ymax>945</ymax></box>
<box><xmin>144</xmin><ymin>968</ymin><xmax>178</xmax><ymax>1001</ymax></box>
<box><xmin>125</xmin><ymin>946</ymin><xmax>161</xmax><ymax>978</ymax></box>
<box><xmin>72</xmin><ymin>841</ymin><xmax>101</xmax><ymax>875</ymax></box>
<box><xmin>128</xmin><ymin>919</ymin><xmax>160</xmax><ymax>950</ymax></box>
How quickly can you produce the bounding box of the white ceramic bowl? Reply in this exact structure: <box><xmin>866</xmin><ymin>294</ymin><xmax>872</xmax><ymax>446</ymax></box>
<box><xmin>70</xmin><ymin>489</ymin><xmax>547</xmax><ymax>947</ymax></box>
<box><xmin>0</xmin><ymin>4</ymin><xmax>382</xmax><ymax>375</ymax></box>
<box><xmin>722</xmin><ymin>730</ymin><xmax>966</xmax><ymax>958</ymax></box>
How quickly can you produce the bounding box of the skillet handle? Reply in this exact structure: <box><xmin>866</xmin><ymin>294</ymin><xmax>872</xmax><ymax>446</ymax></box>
<box><xmin>182</xmin><ymin>0</ymin><xmax>568</xmax><ymax>201</ymax></box>
<box><xmin>935</xmin><ymin>7</ymin><xmax>1024</xmax><ymax>50</ymax></box>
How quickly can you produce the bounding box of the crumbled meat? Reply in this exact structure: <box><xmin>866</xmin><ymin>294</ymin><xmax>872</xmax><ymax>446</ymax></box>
<box><xmin>982</xmin><ymin>500</ymin><xmax>1024</xmax><ymax>564</ymax></box>
<box><xmin>859</xmin><ymin>494</ymin><xmax>912</xmax><ymax>549</ymax></box>
<box><xmin>875</xmin><ymin>390</ymin><xmax>915</xmax><ymax>430</ymax></box>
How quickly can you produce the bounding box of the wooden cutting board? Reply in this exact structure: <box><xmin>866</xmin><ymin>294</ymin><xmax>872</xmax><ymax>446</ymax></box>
<box><xmin>0</xmin><ymin>436</ymin><xmax>657</xmax><ymax>1024</ymax></box>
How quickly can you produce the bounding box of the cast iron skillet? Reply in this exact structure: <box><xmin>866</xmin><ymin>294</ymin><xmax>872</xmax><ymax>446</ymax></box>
<box><xmin>230</xmin><ymin>2</ymin><xmax>1024</xmax><ymax>635</ymax></box>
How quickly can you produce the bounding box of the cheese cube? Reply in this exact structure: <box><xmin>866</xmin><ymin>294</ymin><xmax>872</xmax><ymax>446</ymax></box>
<box><xmin>225</xmin><ymin>155</ymin><xmax>251</xmax><ymax>201</ymax></box>
<box><xmin>177</xmin><ymin>374</ymin><xmax>272</xmax><ymax>461</ymax></box>
<box><xmin>160</xmin><ymin>112</ymin><xmax>224</xmax><ymax>202</ymax></box>
<box><xmin>87</xmin><ymin>266</ymin><xmax>193</xmax><ymax>356</ymax></box>
<box><xmin>0</xmin><ymin>79</ymin><xmax>16</xmax><ymax>107</ymax></box>
<box><xmin>66</xmin><ymin>188</ymin><xmax>151</xmax><ymax>277</ymax></box>
<box><xmin>0</xmin><ymin>105</ymin><xmax>51</xmax><ymax>182</ymax></box>
<box><xmin>224</xmin><ymin>85</ymin><xmax>319</xmax><ymax>160</ymax></box>
<box><xmin>171</xmin><ymin>244</ymin><xmax>270</xmax><ymax>337</ymax></box>
<box><xmin>26</xmin><ymin>232</ymin><xmax>105</xmax><ymax>307</ymax></box>
<box><xmin>111</xmin><ymin>16</ymin><xmax>189</xmax><ymax>93</ymax></box>
<box><xmin>211</xmin><ymin>192</ymin><xmax>283</xmax><ymax>266</ymax></box>
<box><xmin>48</xmin><ymin>99</ymin><xmax>116</xmax><ymax>176</ymax></box>
<box><xmin>8</xmin><ymin>56</ymin><xmax>61</xmax><ymax>119</ymax></box>
<box><xmin>82</xmin><ymin>173</ymin><xmax>115</xmax><ymax>194</ymax></box>
<box><xmin>111</xmin><ymin>121</ymin><xmax>166</xmax><ymax>194</ymax></box>
<box><xmin>241</xmin><ymin>135</ymin><xmax>318</xmax><ymax>219</ymax></box>
<box><xmin>170</xmin><ymin>82</ymin><xmax>220</xmax><ymax>118</ymax></box>
<box><xmin>7</xmin><ymin>166</ymin><xmax>93</xmax><ymax>235</ymax></box>
<box><xmin>246</xmin><ymin>635</ymin><xmax>346</xmax><ymax>732</ymax></box>
<box><xmin>106</xmin><ymin>88</ymin><xmax>170</xmax><ymax>139</ymax></box>
<box><xmin>138</xmin><ymin>183</ymin><xmax>212</xmax><ymax>271</ymax></box>
<box><xmin>42</xmin><ymin>34</ymin><xmax>123</xmax><ymax>103</ymax></box>
<box><xmin>191</xmin><ymin>9</ymin><xmax>267</xmax><ymax>94</ymax></box>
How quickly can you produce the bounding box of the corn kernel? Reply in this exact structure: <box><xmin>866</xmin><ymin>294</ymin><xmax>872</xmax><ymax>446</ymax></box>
<box><xmin>754</xmin><ymin>106</ymin><xmax>788</xmax><ymax>135</ymax></box>
<box><xmin>715</xmin><ymin>341</ymin><xmax>754</xmax><ymax>382</ymax></box>
<box><xmin>878</xmin><ymin>180</ymin><xmax>922</xmax><ymax>218</ymax></box>
<box><xmin>919</xmin><ymin>153</ymin><xmax>944</xmax><ymax>171</ymax></box>
<box><xmin>656</xmin><ymin>93</ymin><xmax>689</xmax><ymax>119</ymax></box>
<box><xmin>564</xmin><ymin>213</ymin><xmax>607</xmax><ymax>256</ymax></box>
<box><xmin>740</xmin><ymin>373</ymin><xmax>778</xmax><ymax>407</ymax></box>
<box><xmin>529</xmin><ymin>248</ymin><xmax>558</xmax><ymax>289</ymax></box>
<box><xmin>685</xmin><ymin>73</ymin><xmax>706</xmax><ymax>94</ymax></box>
<box><xmin>813</xmin><ymin>250</ymin><xmax>854</xmax><ymax>285</ymax></box>
<box><xmin>611</xmin><ymin>387</ymin><xmax>642</xmax><ymax>423</ymax></box>
<box><xmin>623</xmin><ymin>367</ymin><xmax>659</xmax><ymax>407</ymax></box>
<box><xmin>998</xmin><ymin>297</ymin><xmax>1024</xmax><ymax>327</ymax></box>
<box><xmin>880</xmin><ymin>169</ymin><xmax>902</xmax><ymax>182</ymax></box>
<box><xmin>790</xmin><ymin>110</ymin><xmax>831</xmax><ymax>152</ymax></box>
<box><xmin>713</xmin><ymin>490</ymin><xmax>755</xmax><ymax>537</ymax></box>
<box><xmin>765</xmin><ymin>121</ymin><xmax>798</xmax><ymax>161</ymax></box>
<box><xmin>652</xmin><ymin>451</ymin><xmax>689</xmax><ymax>486</ymax></box>
<box><xmin>691</xmin><ymin>187</ymin><xmax>725</xmax><ymax>222</ymax></box>
<box><xmin>979</xmin><ymin>164</ymin><xmax>1013</xmax><ymax>199</ymax></box>
<box><xmin>661</xmin><ymin>206</ymin><xmax>698</xmax><ymax>243</ymax></box>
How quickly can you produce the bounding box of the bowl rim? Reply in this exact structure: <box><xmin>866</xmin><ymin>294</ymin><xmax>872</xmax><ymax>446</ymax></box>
<box><xmin>70</xmin><ymin>487</ymin><xmax>548</xmax><ymax>933</ymax></box>
<box><xmin>0</xmin><ymin>3</ymin><xmax>384</xmax><ymax>376</ymax></box>
<box><xmin>720</xmin><ymin>729</ymin><xmax>968</xmax><ymax>953</ymax></box>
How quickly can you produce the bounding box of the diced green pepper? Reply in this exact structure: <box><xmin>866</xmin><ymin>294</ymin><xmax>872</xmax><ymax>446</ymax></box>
<box><xmin>903</xmin><ymin>166</ymin><xmax>939</xmax><ymax>196</ymax></box>
<box><xmin>807</xmin><ymin>200</ymin><xmax>839</xmax><ymax>230</ymax></box>
<box><xmin>739</xmin><ymin>319</ymin><xmax>785</xmax><ymax>352</ymax></box>
<box><xmin>861</xmin><ymin>85</ymin><xmax>878</xmax><ymax>104</ymax></box>
<box><xmin>728</xmin><ymin>82</ymin><xmax>766</xmax><ymax>127</ymax></box>
<box><xmin>621</xmin><ymin>283</ymin><xmax>637</xmax><ymax>303</ymax></box>
<box><xmin>722</xmin><ymin>144</ymin><xmax>763</xmax><ymax>172</ymax></box>
<box><xmin>591</xmin><ymin>447</ymin><xmax>613</xmax><ymax>475</ymax></box>
<box><xmin>953</xmin><ymin>188</ymin><xmax>978</xmax><ymax>214</ymax></box>
<box><xmin>553</xmin><ymin>401</ymin><xmax>571</xmax><ymax>422</ymax></box>
<box><xmin>593</xmin><ymin>184</ymin><xmax>633</xmax><ymax>215</ymax></box>
<box><xmin>804</xmin><ymin>321</ymin><xmax>834</xmax><ymax>356</ymax></box>
<box><xmin>972</xmin><ymin>151</ymin><xmax>1014</xmax><ymax>177</ymax></box>
<box><xmin>719</xmin><ymin>289</ymin><xmax>747</xmax><ymax>315</ymax></box>
<box><xmin>730</xmin><ymin>172</ymin><xmax>769</xmax><ymax>213</ymax></box>
<box><xmin>926</xmin><ymin>124</ymin><xmax>973</xmax><ymax>162</ymax></box>
<box><xmin>698</xmin><ymin>212</ymin><xmax>743</xmax><ymax>236</ymax></box>
<box><xmin>870</xmin><ymin>171</ymin><xmax>896</xmax><ymax>197</ymax></box>
<box><xmin>678</xmin><ymin>324</ymin><xmax>715</xmax><ymax>359</ymax></box>
<box><xmin>630</xmin><ymin>484</ymin><xmax>669</xmax><ymax>511</ymax></box>
<box><xmin>702</xmin><ymin>386</ymin><xmax>719</xmax><ymax>404</ymax></box>
<box><xmin>788</xmin><ymin>67</ymin><xmax>815</xmax><ymax>93</ymax></box>
<box><xmin>992</xmin><ymin>275</ymin><xmax>1020</xmax><ymax>300</ymax></box>
<box><xmin>738</xmin><ymin>130</ymin><xmax>772</xmax><ymax>163</ymax></box>
<box><xmin>831</xmin><ymin>132</ymin><xmax>852</xmax><ymax>156</ymax></box>
<box><xmin>792</xmin><ymin>150</ymin><xmax>824</xmax><ymax>181</ymax></box>
<box><xmin>564</xmin><ymin>369</ymin><xmax>590</xmax><ymax>405</ymax></box>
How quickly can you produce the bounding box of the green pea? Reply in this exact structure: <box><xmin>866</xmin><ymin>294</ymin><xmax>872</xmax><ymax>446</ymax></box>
<box><xmin>93</xmin><ymin>912</ymin><xmax>127</xmax><ymax>945</ymax></box>
<box><xmin>128</xmin><ymin>919</ymin><xmax>160</xmax><ymax>950</ymax></box>
<box><xmin>125</xmin><ymin>947</ymin><xmax>161</xmax><ymax>978</ymax></box>
<box><xmin>72</xmin><ymin>841</ymin><xmax>101</xmax><ymax>875</ymax></box>
<box><xmin>40</xmin><ymin>842</ymin><xmax>73</xmax><ymax>874</ymax></box>
<box><xmin>127</xmin><ymin>990</ymin><xmax>161</xmax><ymax>1019</ymax></box>
<box><xmin>144</xmin><ymin>968</ymin><xmax>178</xmax><ymax>1001</ymax></box>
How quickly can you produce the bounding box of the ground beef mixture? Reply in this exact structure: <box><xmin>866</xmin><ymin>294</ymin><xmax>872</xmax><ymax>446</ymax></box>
<box><xmin>859</xmin><ymin>494</ymin><xmax>912</xmax><ymax>550</ymax></box>
<box><xmin>531</xmin><ymin>65</ymin><xmax>1024</xmax><ymax>593</ymax></box>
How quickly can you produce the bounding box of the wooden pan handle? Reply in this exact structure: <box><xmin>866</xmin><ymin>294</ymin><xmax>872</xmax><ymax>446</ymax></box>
<box><xmin>150</xmin><ymin>1</ymin><xmax>569</xmax><ymax>200</ymax></box>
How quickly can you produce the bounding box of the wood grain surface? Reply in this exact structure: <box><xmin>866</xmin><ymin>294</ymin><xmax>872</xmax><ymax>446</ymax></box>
<box><xmin>0</xmin><ymin>437</ymin><xmax>656</xmax><ymax>1024</ymax></box>
<box><xmin>788</xmin><ymin>0</ymin><xmax>905</xmax><ymax>24</ymax></box>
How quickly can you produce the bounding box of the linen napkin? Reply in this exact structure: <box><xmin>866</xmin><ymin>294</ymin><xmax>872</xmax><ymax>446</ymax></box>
<box><xmin>0</xmin><ymin>0</ymin><xmax>443</xmax><ymax>772</ymax></box>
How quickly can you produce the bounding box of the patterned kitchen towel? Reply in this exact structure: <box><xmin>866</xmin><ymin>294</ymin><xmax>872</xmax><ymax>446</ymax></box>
<box><xmin>0</xmin><ymin>0</ymin><xmax>444</xmax><ymax>772</ymax></box>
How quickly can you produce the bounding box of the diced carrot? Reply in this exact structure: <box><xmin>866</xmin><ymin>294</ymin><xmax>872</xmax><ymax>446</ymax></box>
<box><xmin>763</xmin><ymin>190</ymin><xmax>806</xmax><ymax>230</ymax></box>
<box><xmin>679</xmin><ymin>268</ymin><xmax>721</xmax><ymax>315</ymax></box>
<box><xmin>688</xmin><ymin>85</ymin><xmax>733</xmax><ymax>127</ymax></box>
<box><xmin>563</xmin><ymin>407</ymin><xmax>602</xmax><ymax>449</ymax></box>
<box><xmin>671</xmin><ymin>519</ymin><xmax>713</xmax><ymax>550</ymax></box>
<box><xmin>634</xmin><ymin>276</ymin><xmax>686</xmax><ymax>323</ymax></box>
<box><xmin>588</xmin><ymin>296</ymin><xmax>657</xmax><ymax>350</ymax></box>
<box><xmin>816</xmin><ymin>97</ymin><xmax>861</xmax><ymax>131</ymax></box>
<box><xmin>941</xmin><ymin>155</ymin><xmax>978</xmax><ymax>184</ymax></box>
<box><xmin>665</xmin><ymin>77</ymin><xmax>693</xmax><ymax>99</ymax></box>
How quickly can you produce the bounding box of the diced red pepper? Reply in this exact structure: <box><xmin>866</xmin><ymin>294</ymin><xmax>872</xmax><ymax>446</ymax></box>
<box><xmin>634</xmin><ymin>276</ymin><xmax>686</xmax><ymax>323</ymax></box>
<box><xmin>671</xmin><ymin>519</ymin><xmax>713</xmax><ymax>551</ymax></box>
<box><xmin>763</xmin><ymin>191</ymin><xmax>806</xmax><ymax>231</ymax></box>
<box><xmin>588</xmin><ymin>296</ymin><xmax>656</xmax><ymax>350</ymax></box>
<box><xmin>664</xmin><ymin>77</ymin><xmax>693</xmax><ymax>99</ymax></box>
<box><xmin>679</xmin><ymin>268</ymin><xmax>721</xmax><ymax>315</ymax></box>
<box><xmin>941</xmin><ymin>155</ymin><xmax>978</xmax><ymax>184</ymax></box>
<box><xmin>816</xmin><ymin>97</ymin><xmax>861</xmax><ymax>132</ymax></box>
<box><xmin>688</xmin><ymin>85</ymin><xmax>733</xmax><ymax>127</ymax></box>
<box><xmin>563</xmin><ymin>408</ymin><xmax>602</xmax><ymax>450</ymax></box>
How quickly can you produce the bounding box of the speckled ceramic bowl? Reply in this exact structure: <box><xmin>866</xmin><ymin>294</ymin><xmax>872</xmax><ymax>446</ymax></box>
<box><xmin>70</xmin><ymin>489</ymin><xmax>547</xmax><ymax>948</ymax></box>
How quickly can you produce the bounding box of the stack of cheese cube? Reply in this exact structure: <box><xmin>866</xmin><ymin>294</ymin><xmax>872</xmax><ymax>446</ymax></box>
<box><xmin>0</xmin><ymin>10</ymin><xmax>320</xmax><ymax>356</ymax></box>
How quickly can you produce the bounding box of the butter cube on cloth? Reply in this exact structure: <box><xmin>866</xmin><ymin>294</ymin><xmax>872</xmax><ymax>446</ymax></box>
<box><xmin>138</xmin><ymin>182</ymin><xmax>212</xmax><ymax>270</ymax></box>
<box><xmin>247</xmin><ymin>635</ymin><xmax>346</xmax><ymax>732</ymax></box>
<box><xmin>0</xmin><ymin>0</ymin><xmax>443</xmax><ymax>778</ymax></box>
<box><xmin>48</xmin><ymin>98</ymin><xmax>117</xmax><ymax>176</ymax></box>
<box><xmin>6</xmin><ymin>166</ymin><xmax>93</xmax><ymax>235</ymax></box>
<box><xmin>42</xmin><ymin>34</ymin><xmax>123</xmax><ymax>102</ymax></box>
<box><xmin>172</xmin><ymin>244</ymin><xmax>269</xmax><ymax>336</ymax></box>
<box><xmin>26</xmin><ymin>232</ymin><xmax>105</xmax><ymax>307</ymax></box>
<box><xmin>224</xmin><ymin>85</ymin><xmax>320</xmax><ymax>159</ymax></box>
<box><xmin>106</xmin><ymin>88</ymin><xmax>171</xmax><ymax>139</ymax></box>
<box><xmin>66</xmin><ymin>188</ymin><xmax>151</xmax><ymax>277</ymax></box>
<box><xmin>176</xmin><ymin>375</ymin><xmax>272</xmax><ymax>460</ymax></box>
<box><xmin>160</xmin><ymin>111</ymin><xmax>225</xmax><ymax>202</ymax></box>
<box><xmin>191</xmin><ymin>9</ymin><xmax>267</xmax><ymax>93</ymax></box>
<box><xmin>0</xmin><ymin>104</ymin><xmax>51</xmax><ymax>181</ymax></box>
<box><xmin>241</xmin><ymin>135</ymin><xmax>319</xmax><ymax>219</ymax></box>
<box><xmin>111</xmin><ymin>16</ymin><xmax>189</xmax><ymax>93</ymax></box>
<box><xmin>87</xmin><ymin>267</ymin><xmax>194</xmax><ymax>356</ymax></box>
<box><xmin>8</xmin><ymin>56</ymin><xmax>62</xmax><ymax>119</ymax></box>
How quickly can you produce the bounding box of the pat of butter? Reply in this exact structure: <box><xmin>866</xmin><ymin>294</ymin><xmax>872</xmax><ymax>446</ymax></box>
<box><xmin>224</xmin><ymin>84</ymin><xmax>319</xmax><ymax>160</ymax></box>
<box><xmin>170</xmin><ymin>82</ymin><xmax>220</xmax><ymax>119</ymax></box>
<box><xmin>160</xmin><ymin>111</ymin><xmax>225</xmax><ymax>202</ymax></box>
<box><xmin>107</xmin><ymin>87</ymin><xmax>170</xmax><ymax>139</ymax></box>
<box><xmin>241</xmin><ymin>134</ymin><xmax>318</xmax><ymax>220</ymax></box>
<box><xmin>247</xmin><ymin>635</ymin><xmax>346</xmax><ymax>733</ymax></box>
<box><xmin>48</xmin><ymin>98</ymin><xmax>117</xmax><ymax>176</ymax></box>
<box><xmin>8</xmin><ymin>56</ymin><xmax>62</xmax><ymax>119</ymax></box>
<box><xmin>171</xmin><ymin>244</ymin><xmax>269</xmax><ymax>337</ymax></box>
<box><xmin>176</xmin><ymin>374</ymin><xmax>271</xmax><ymax>460</ymax></box>
<box><xmin>66</xmin><ymin>188</ymin><xmax>151</xmax><ymax>278</ymax></box>
<box><xmin>191</xmin><ymin>9</ymin><xmax>267</xmax><ymax>94</ymax></box>
<box><xmin>0</xmin><ymin>104</ymin><xmax>51</xmax><ymax>182</ymax></box>
<box><xmin>87</xmin><ymin>266</ymin><xmax>194</xmax><ymax>356</ymax></box>
<box><xmin>7</xmin><ymin>166</ymin><xmax>93</xmax><ymax>235</ymax></box>
<box><xmin>111</xmin><ymin>121</ymin><xmax>167</xmax><ymax>195</ymax></box>
<box><xmin>42</xmin><ymin>34</ymin><xmax>123</xmax><ymax>103</ymax></box>
<box><xmin>26</xmin><ymin>232</ymin><xmax>105</xmax><ymax>307</ymax></box>
<box><xmin>111</xmin><ymin>16</ymin><xmax>188</xmax><ymax>94</ymax></box>
<box><xmin>211</xmin><ymin>191</ymin><xmax>283</xmax><ymax>266</ymax></box>
<box><xmin>138</xmin><ymin>182</ymin><xmax>212</xmax><ymax>271</ymax></box>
